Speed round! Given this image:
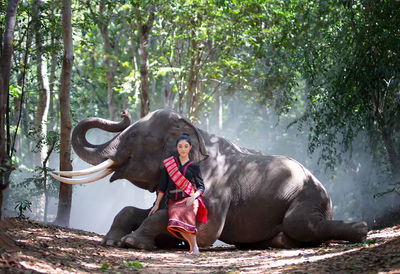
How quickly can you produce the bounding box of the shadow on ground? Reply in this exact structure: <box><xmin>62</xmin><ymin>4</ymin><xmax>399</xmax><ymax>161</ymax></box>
<box><xmin>1</xmin><ymin>218</ymin><xmax>399</xmax><ymax>273</ymax></box>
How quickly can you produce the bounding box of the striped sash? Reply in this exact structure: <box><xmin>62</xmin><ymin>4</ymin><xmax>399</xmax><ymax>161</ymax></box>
<box><xmin>163</xmin><ymin>156</ymin><xmax>208</xmax><ymax>223</ymax></box>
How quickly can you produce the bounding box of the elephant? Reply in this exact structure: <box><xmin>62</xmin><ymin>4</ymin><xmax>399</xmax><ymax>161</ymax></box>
<box><xmin>51</xmin><ymin>109</ymin><xmax>368</xmax><ymax>250</ymax></box>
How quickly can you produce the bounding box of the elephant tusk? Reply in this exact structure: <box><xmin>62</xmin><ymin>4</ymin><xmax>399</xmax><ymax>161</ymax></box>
<box><xmin>53</xmin><ymin>159</ymin><xmax>115</xmax><ymax>177</ymax></box>
<box><xmin>49</xmin><ymin>169</ymin><xmax>113</xmax><ymax>185</ymax></box>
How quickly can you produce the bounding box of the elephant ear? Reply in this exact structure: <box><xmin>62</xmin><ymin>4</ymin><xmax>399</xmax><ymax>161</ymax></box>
<box><xmin>161</xmin><ymin>116</ymin><xmax>208</xmax><ymax>164</ymax></box>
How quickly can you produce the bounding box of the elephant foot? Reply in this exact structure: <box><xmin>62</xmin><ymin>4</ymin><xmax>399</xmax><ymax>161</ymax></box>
<box><xmin>314</xmin><ymin>220</ymin><xmax>369</xmax><ymax>243</ymax></box>
<box><xmin>234</xmin><ymin>232</ymin><xmax>301</xmax><ymax>250</ymax></box>
<box><xmin>347</xmin><ymin>221</ymin><xmax>368</xmax><ymax>243</ymax></box>
<box><xmin>102</xmin><ymin>206</ymin><xmax>151</xmax><ymax>247</ymax></box>
<box><xmin>102</xmin><ymin>228</ymin><xmax>132</xmax><ymax>247</ymax></box>
<box><xmin>269</xmin><ymin>232</ymin><xmax>301</xmax><ymax>248</ymax></box>
<box><xmin>102</xmin><ymin>238</ymin><xmax>120</xmax><ymax>247</ymax></box>
<box><xmin>120</xmin><ymin>232</ymin><xmax>156</xmax><ymax>250</ymax></box>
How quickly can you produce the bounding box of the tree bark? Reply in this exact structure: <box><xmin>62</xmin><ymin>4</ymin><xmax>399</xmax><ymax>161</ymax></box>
<box><xmin>13</xmin><ymin>18</ymin><xmax>33</xmax><ymax>159</ymax></box>
<box><xmin>373</xmin><ymin>89</ymin><xmax>400</xmax><ymax>175</ymax></box>
<box><xmin>378</xmin><ymin>121</ymin><xmax>400</xmax><ymax>175</ymax></box>
<box><xmin>42</xmin><ymin>141</ymin><xmax>55</xmax><ymax>223</ymax></box>
<box><xmin>54</xmin><ymin>0</ymin><xmax>73</xmax><ymax>227</ymax></box>
<box><xmin>137</xmin><ymin>11</ymin><xmax>154</xmax><ymax>118</ymax></box>
<box><xmin>49</xmin><ymin>33</ymin><xmax>59</xmax><ymax>132</ymax></box>
<box><xmin>162</xmin><ymin>73</ymin><xmax>174</xmax><ymax>108</ymax></box>
<box><xmin>188</xmin><ymin>36</ymin><xmax>202</xmax><ymax>124</ymax></box>
<box><xmin>99</xmin><ymin>1</ymin><xmax>124</xmax><ymax>121</ymax></box>
<box><xmin>0</xmin><ymin>0</ymin><xmax>20</xmax><ymax>220</ymax></box>
<box><xmin>33</xmin><ymin>0</ymin><xmax>50</xmax><ymax>167</ymax></box>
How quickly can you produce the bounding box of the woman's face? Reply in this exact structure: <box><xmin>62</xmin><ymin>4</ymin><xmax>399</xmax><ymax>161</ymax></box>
<box><xmin>177</xmin><ymin>140</ymin><xmax>192</xmax><ymax>158</ymax></box>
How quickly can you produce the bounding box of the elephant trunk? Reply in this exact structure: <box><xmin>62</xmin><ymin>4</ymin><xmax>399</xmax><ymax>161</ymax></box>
<box><xmin>72</xmin><ymin>110</ymin><xmax>132</xmax><ymax>165</ymax></box>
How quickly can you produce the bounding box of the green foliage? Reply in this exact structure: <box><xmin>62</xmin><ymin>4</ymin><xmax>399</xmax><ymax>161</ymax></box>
<box><xmin>100</xmin><ymin>263</ymin><xmax>110</xmax><ymax>271</ymax></box>
<box><xmin>373</xmin><ymin>182</ymin><xmax>400</xmax><ymax>198</ymax></box>
<box><xmin>28</xmin><ymin>129</ymin><xmax>60</xmax><ymax>155</ymax></box>
<box><xmin>6</xmin><ymin>165</ymin><xmax>60</xmax><ymax>220</ymax></box>
<box><xmin>18</xmin><ymin>166</ymin><xmax>59</xmax><ymax>199</ymax></box>
<box><xmin>99</xmin><ymin>261</ymin><xmax>144</xmax><ymax>271</ymax></box>
<box><xmin>62</xmin><ymin>0</ymin><xmax>287</xmax><ymax>122</ymax></box>
<box><xmin>123</xmin><ymin>260</ymin><xmax>144</xmax><ymax>271</ymax></box>
<box><xmin>257</xmin><ymin>0</ymin><xmax>400</xmax><ymax>175</ymax></box>
<box><xmin>348</xmin><ymin>238</ymin><xmax>377</xmax><ymax>248</ymax></box>
<box><xmin>14</xmin><ymin>200</ymin><xmax>32</xmax><ymax>219</ymax></box>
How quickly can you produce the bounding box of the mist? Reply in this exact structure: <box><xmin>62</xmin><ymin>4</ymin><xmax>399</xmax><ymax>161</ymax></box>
<box><xmin>4</xmin><ymin>128</ymin><xmax>155</xmax><ymax>235</ymax></box>
<box><xmin>204</xmin><ymin>95</ymin><xmax>398</xmax><ymax>227</ymax></box>
<box><xmin>68</xmin><ymin>129</ymin><xmax>155</xmax><ymax>234</ymax></box>
<box><xmin>69</xmin><ymin>158</ymin><xmax>155</xmax><ymax>234</ymax></box>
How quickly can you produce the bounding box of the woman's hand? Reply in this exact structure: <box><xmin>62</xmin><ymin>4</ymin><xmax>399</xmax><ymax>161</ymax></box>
<box><xmin>148</xmin><ymin>204</ymin><xmax>159</xmax><ymax>216</ymax></box>
<box><xmin>186</xmin><ymin>196</ymin><xmax>196</xmax><ymax>206</ymax></box>
<box><xmin>186</xmin><ymin>191</ymin><xmax>201</xmax><ymax>206</ymax></box>
<box><xmin>149</xmin><ymin>192</ymin><xmax>164</xmax><ymax>216</ymax></box>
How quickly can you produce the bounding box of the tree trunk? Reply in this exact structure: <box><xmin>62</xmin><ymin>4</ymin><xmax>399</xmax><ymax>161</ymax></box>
<box><xmin>373</xmin><ymin>90</ymin><xmax>400</xmax><ymax>175</ymax></box>
<box><xmin>49</xmin><ymin>2</ymin><xmax>60</xmax><ymax>133</ymax></box>
<box><xmin>131</xmin><ymin>35</ymin><xmax>139</xmax><ymax>72</ymax></box>
<box><xmin>13</xmin><ymin>19</ymin><xmax>33</xmax><ymax>159</ymax></box>
<box><xmin>0</xmin><ymin>0</ymin><xmax>20</xmax><ymax>220</ymax></box>
<box><xmin>208</xmin><ymin>37</ymin><xmax>222</xmax><ymax>133</ymax></box>
<box><xmin>379</xmin><ymin>123</ymin><xmax>400</xmax><ymax>175</ymax></box>
<box><xmin>54</xmin><ymin>0</ymin><xmax>73</xmax><ymax>227</ymax></box>
<box><xmin>33</xmin><ymin>0</ymin><xmax>50</xmax><ymax>167</ymax></box>
<box><xmin>161</xmin><ymin>32</ymin><xmax>178</xmax><ymax>109</ymax></box>
<box><xmin>162</xmin><ymin>73</ymin><xmax>174</xmax><ymax>108</ymax></box>
<box><xmin>49</xmin><ymin>33</ymin><xmax>58</xmax><ymax>132</ymax></box>
<box><xmin>177</xmin><ymin>77</ymin><xmax>185</xmax><ymax>114</ymax></box>
<box><xmin>137</xmin><ymin>12</ymin><xmax>154</xmax><ymax>118</ymax></box>
<box><xmin>188</xmin><ymin>37</ymin><xmax>202</xmax><ymax>124</ymax></box>
<box><xmin>125</xmin><ymin>34</ymin><xmax>138</xmax><ymax>110</ymax></box>
<box><xmin>99</xmin><ymin>1</ymin><xmax>117</xmax><ymax>121</ymax></box>
<box><xmin>43</xmin><ymin>142</ymin><xmax>55</xmax><ymax>223</ymax></box>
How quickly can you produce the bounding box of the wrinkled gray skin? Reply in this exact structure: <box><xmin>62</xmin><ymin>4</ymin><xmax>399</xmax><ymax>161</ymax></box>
<box><xmin>72</xmin><ymin>109</ymin><xmax>368</xmax><ymax>250</ymax></box>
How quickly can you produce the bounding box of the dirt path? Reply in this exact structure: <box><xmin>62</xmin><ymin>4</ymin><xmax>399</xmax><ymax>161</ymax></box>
<box><xmin>1</xmin><ymin>218</ymin><xmax>400</xmax><ymax>273</ymax></box>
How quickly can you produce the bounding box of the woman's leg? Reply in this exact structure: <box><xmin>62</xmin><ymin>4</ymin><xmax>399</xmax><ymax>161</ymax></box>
<box><xmin>181</xmin><ymin>232</ymin><xmax>200</xmax><ymax>254</ymax></box>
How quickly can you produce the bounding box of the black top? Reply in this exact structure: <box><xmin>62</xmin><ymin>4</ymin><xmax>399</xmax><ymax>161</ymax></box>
<box><xmin>157</xmin><ymin>157</ymin><xmax>205</xmax><ymax>200</ymax></box>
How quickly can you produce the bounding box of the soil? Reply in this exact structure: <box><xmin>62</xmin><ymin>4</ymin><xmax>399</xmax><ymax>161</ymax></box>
<box><xmin>0</xmin><ymin>218</ymin><xmax>399</xmax><ymax>273</ymax></box>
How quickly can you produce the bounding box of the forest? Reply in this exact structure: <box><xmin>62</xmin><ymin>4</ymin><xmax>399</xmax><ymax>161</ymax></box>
<box><xmin>0</xmin><ymin>0</ymin><xmax>399</xmax><ymax>243</ymax></box>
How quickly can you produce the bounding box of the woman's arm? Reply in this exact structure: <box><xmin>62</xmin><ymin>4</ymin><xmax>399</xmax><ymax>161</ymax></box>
<box><xmin>149</xmin><ymin>168</ymin><xmax>168</xmax><ymax>216</ymax></box>
<box><xmin>193</xmin><ymin>164</ymin><xmax>205</xmax><ymax>194</ymax></box>
<box><xmin>149</xmin><ymin>191</ymin><xmax>165</xmax><ymax>216</ymax></box>
<box><xmin>186</xmin><ymin>164</ymin><xmax>205</xmax><ymax>205</ymax></box>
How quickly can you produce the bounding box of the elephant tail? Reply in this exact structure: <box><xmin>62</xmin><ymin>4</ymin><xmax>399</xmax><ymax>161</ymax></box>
<box><xmin>72</xmin><ymin>110</ymin><xmax>132</xmax><ymax>165</ymax></box>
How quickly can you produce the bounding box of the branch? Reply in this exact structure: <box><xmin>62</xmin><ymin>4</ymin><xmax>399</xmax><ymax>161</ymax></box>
<box><xmin>10</xmin><ymin>21</ymin><xmax>32</xmax><ymax>160</ymax></box>
<box><xmin>42</xmin><ymin>140</ymin><xmax>56</xmax><ymax>169</ymax></box>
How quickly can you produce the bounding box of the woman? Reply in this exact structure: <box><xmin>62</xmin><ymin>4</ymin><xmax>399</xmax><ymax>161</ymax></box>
<box><xmin>149</xmin><ymin>134</ymin><xmax>207</xmax><ymax>255</ymax></box>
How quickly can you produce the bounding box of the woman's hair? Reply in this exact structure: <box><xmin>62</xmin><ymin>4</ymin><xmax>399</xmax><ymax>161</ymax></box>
<box><xmin>176</xmin><ymin>133</ymin><xmax>192</xmax><ymax>146</ymax></box>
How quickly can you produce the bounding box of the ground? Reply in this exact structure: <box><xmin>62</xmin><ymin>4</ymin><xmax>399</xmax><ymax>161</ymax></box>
<box><xmin>0</xmin><ymin>218</ymin><xmax>400</xmax><ymax>273</ymax></box>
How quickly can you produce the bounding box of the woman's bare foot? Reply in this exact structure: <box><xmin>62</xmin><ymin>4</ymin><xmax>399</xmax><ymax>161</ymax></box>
<box><xmin>187</xmin><ymin>250</ymin><xmax>200</xmax><ymax>255</ymax></box>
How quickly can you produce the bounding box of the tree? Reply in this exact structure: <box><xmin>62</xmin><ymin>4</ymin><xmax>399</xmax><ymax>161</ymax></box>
<box><xmin>136</xmin><ymin>5</ymin><xmax>154</xmax><ymax>118</ymax></box>
<box><xmin>0</xmin><ymin>0</ymin><xmax>21</xmax><ymax>219</ymax></box>
<box><xmin>248</xmin><ymin>0</ymin><xmax>400</xmax><ymax>179</ymax></box>
<box><xmin>301</xmin><ymin>1</ymin><xmax>400</xmax><ymax>175</ymax></box>
<box><xmin>152</xmin><ymin>0</ymin><xmax>267</xmax><ymax>122</ymax></box>
<box><xmin>33</xmin><ymin>0</ymin><xmax>51</xmax><ymax>166</ymax></box>
<box><xmin>54</xmin><ymin>0</ymin><xmax>73</xmax><ymax>226</ymax></box>
<box><xmin>98</xmin><ymin>0</ymin><xmax>120</xmax><ymax>121</ymax></box>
